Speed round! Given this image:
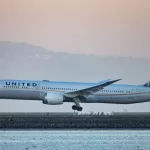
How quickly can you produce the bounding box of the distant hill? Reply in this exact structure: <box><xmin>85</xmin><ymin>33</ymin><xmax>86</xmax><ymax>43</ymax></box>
<box><xmin>0</xmin><ymin>41</ymin><xmax>150</xmax><ymax>84</ymax></box>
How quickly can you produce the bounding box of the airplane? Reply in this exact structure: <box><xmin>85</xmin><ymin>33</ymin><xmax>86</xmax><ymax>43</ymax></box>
<box><xmin>0</xmin><ymin>79</ymin><xmax>150</xmax><ymax>111</ymax></box>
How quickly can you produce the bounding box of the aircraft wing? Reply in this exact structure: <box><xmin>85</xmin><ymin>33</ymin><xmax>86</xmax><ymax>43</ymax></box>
<box><xmin>65</xmin><ymin>79</ymin><xmax>122</xmax><ymax>98</ymax></box>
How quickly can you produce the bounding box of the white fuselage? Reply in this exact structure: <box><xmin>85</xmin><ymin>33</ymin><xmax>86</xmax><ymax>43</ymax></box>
<box><xmin>0</xmin><ymin>79</ymin><xmax>150</xmax><ymax>104</ymax></box>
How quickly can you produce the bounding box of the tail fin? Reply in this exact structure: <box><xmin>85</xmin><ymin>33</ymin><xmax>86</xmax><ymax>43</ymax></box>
<box><xmin>143</xmin><ymin>80</ymin><xmax>150</xmax><ymax>87</ymax></box>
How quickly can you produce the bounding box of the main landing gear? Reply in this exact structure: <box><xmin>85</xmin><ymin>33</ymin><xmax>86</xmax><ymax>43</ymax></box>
<box><xmin>72</xmin><ymin>97</ymin><xmax>83</xmax><ymax>111</ymax></box>
<box><xmin>72</xmin><ymin>105</ymin><xmax>83</xmax><ymax>111</ymax></box>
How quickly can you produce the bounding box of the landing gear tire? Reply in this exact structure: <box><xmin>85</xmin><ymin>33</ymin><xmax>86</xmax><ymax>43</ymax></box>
<box><xmin>72</xmin><ymin>105</ymin><xmax>83</xmax><ymax>111</ymax></box>
<box><xmin>77</xmin><ymin>107</ymin><xmax>83</xmax><ymax>111</ymax></box>
<box><xmin>72</xmin><ymin>105</ymin><xmax>77</xmax><ymax>110</ymax></box>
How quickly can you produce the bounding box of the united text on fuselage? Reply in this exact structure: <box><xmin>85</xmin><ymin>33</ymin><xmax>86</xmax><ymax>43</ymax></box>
<box><xmin>0</xmin><ymin>79</ymin><xmax>150</xmax><ymax>111</ymax></box>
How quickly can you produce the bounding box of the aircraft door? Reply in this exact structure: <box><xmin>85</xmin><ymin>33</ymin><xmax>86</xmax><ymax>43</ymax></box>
<box><xmin>33</xmin><ymin>83</ymin><xmax>40</xmax><ymax>91</ymax></box>
<box><xmin>136</xmin><ymin>88</ymin><xmax>141</xmax><ymax>94</ymax></box>
<box><xmin>136</xmin><ymin>88</ymin><xmax>144</xmax><ymax>94</ymax></box>
<box><xmin>131</xmin><ymin>88</ymin><xmax>136</xmax><ymax>94</ymax></box>
<box><xmin>136</xmin><ymin>88</ymin><xmax>144</xmax><ymax>100</ymax></box>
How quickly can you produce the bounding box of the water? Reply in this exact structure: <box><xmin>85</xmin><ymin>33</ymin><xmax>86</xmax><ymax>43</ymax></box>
<box><xmin>0</xmin><ymin>130</ymin><xmax>150</xmax><ymax>150</ymax></box>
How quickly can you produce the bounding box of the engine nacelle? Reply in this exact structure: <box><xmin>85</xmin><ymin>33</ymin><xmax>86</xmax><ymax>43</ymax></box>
<box><xmin>43</xmin><ymin>92</ymin><xmax>64</xmax><ymax>105</ymax></box>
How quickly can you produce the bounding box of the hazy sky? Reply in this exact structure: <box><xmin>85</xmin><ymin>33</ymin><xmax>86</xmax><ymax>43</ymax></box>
<box><xmin>0</xmin><ymin>1</ymin><xmax>150</xmax><ymax>113</ymax></box>
<box><xmin>0</xmin><ymin>0</ymin><xmax>150</xmax><ymax>58</ymax></box>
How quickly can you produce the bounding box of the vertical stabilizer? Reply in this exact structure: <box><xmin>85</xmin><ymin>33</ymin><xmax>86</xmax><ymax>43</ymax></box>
<box><xmin>143</xmin><ymin>80</ymin><xmax>150</xmax><ymax>87</ymax></box>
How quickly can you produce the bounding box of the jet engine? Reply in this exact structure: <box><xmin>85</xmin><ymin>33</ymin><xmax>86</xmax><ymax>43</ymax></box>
<box><xmin>43</xmin><ymin>92</ymin><xmax>64</xmax><ymax>105</ymax></box>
